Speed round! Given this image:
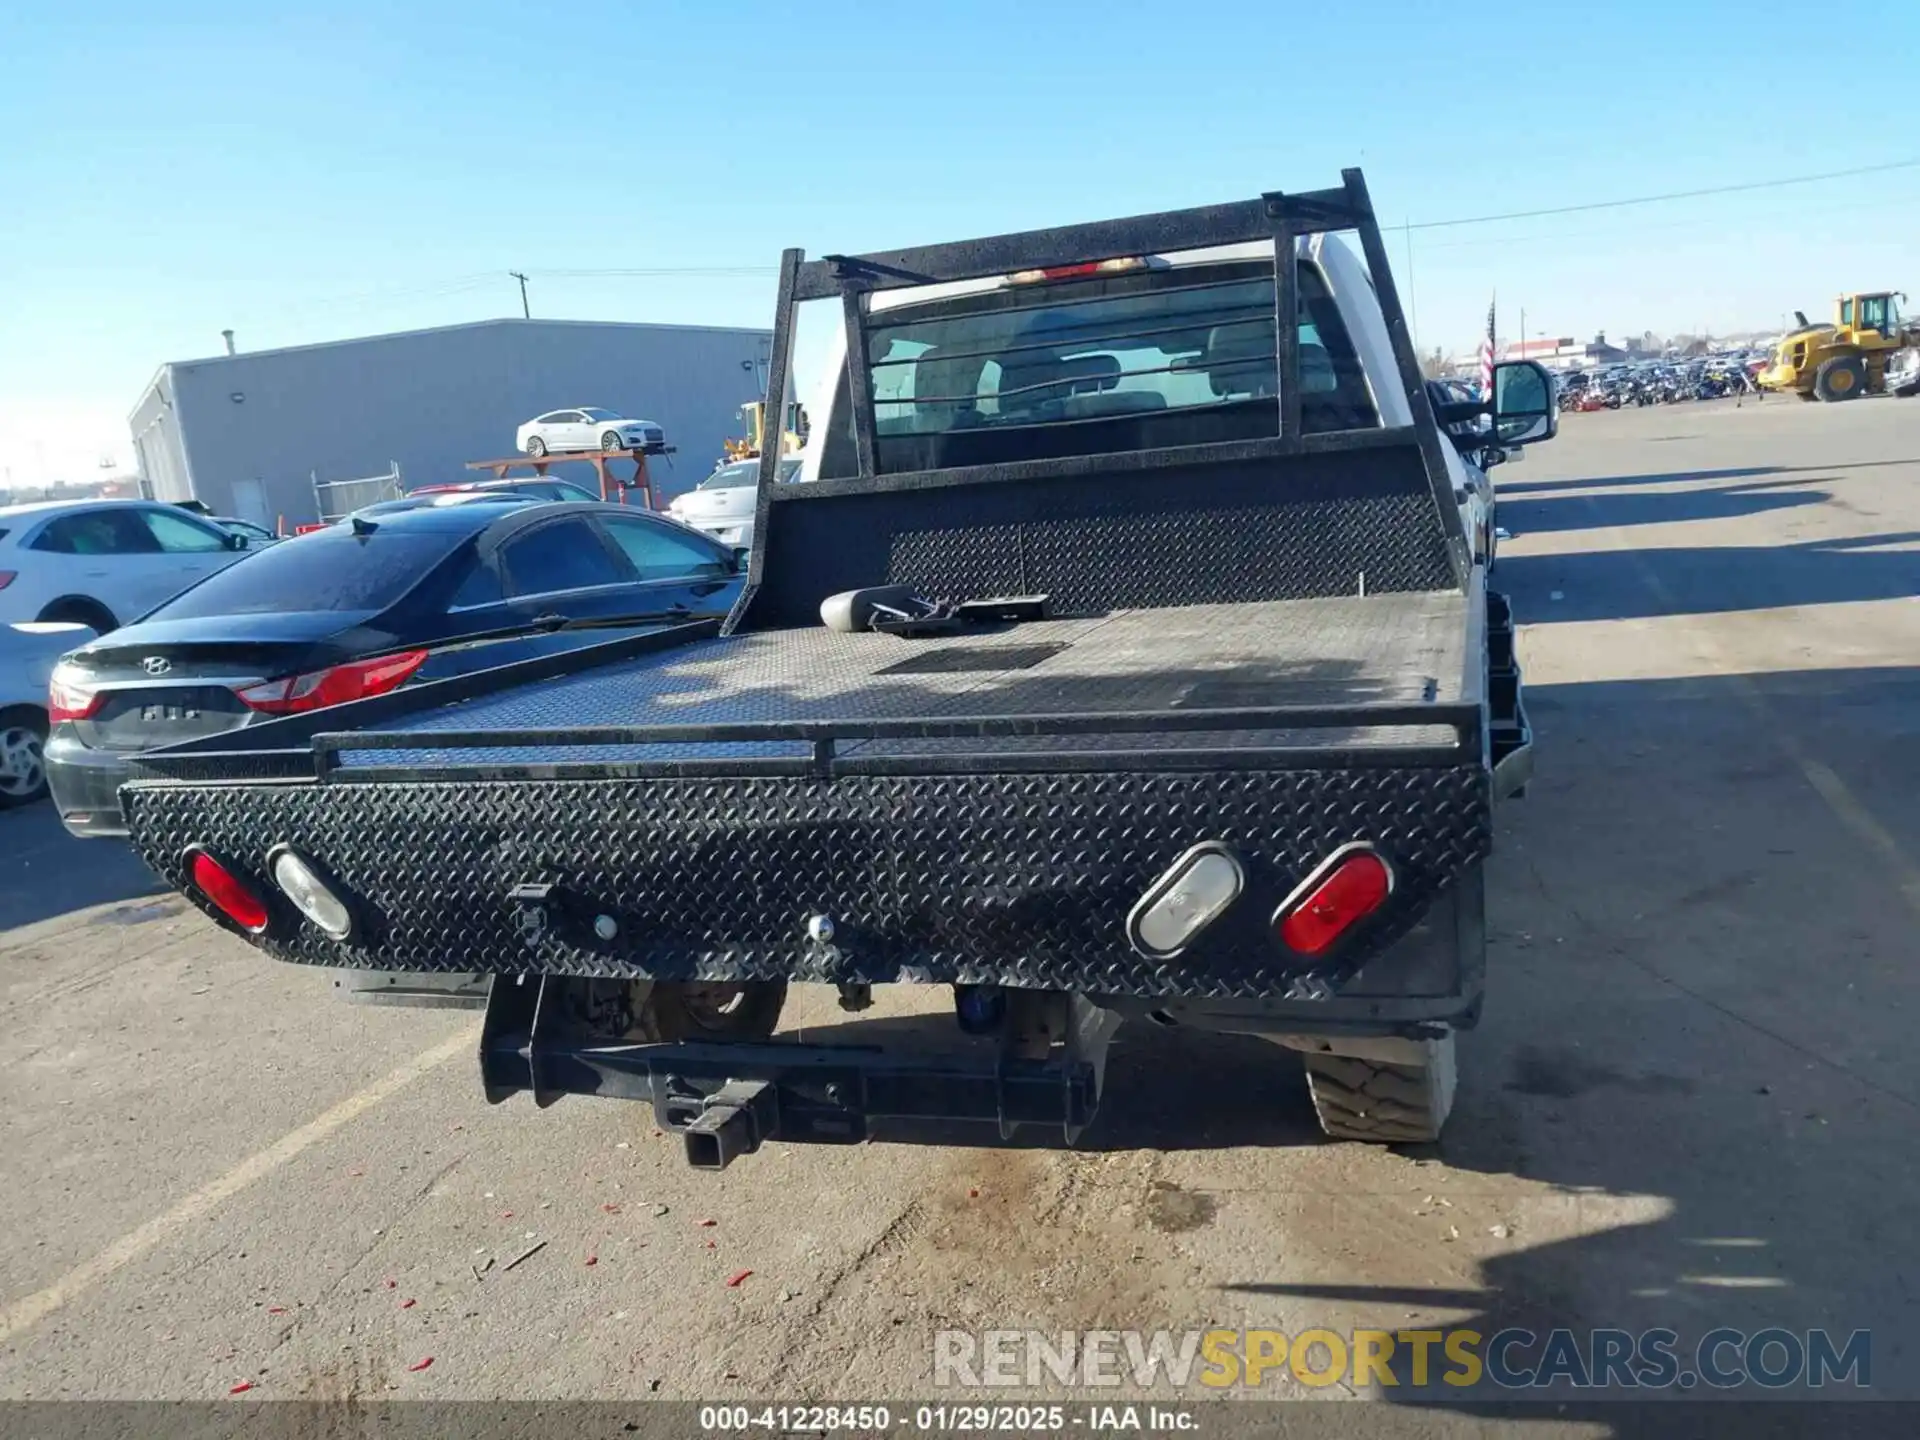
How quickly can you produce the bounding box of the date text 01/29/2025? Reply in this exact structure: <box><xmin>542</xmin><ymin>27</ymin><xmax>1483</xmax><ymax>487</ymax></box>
<box><xmin>698</xmin><ymin>1405</ymin><xmax>1198</xmax><ymax>1432</ymax></box>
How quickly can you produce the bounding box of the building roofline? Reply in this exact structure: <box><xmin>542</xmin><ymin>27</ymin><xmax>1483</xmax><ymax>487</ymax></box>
<box><xmin>128</xmin><ymin>363</ymin><xmax>174</xmax><ymax>426</ymax></box>
<box><xmin>154</xmin><ymin>315</ymin><xmax>771</xmax><ymax>373</ymax></box>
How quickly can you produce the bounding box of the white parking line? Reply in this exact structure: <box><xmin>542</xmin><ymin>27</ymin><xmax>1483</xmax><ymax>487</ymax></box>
<box><xmin>0</xmin><ymin>1024</ymin><xmax>478</xmax><ymax>1345</ymax></box>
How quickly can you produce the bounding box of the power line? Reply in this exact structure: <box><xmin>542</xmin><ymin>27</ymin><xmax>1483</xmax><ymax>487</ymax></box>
<box><xmin>1414</xmin><ymin>190</ymin><xmax>1920</xmax><ymax>252</ymax></box>
<box><xmin>1408</xmin><ymin>157</ymin><xmax>1920</xmax><ymax>231</ymax></box>
<box><xmin>251</xmin><ymin>158</ymin><xmax>1920</xmax><ymax>306</ymax></box>
<box><xmin>528</xmin><ymin>266</ymin><xmax>777</xmax><ymax>279</ymax></box>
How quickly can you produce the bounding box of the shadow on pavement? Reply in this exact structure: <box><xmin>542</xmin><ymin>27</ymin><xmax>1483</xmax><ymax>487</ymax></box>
<box><xmin>1498</xmin><ymin>531</ymin><xmax>1920</xmax><ymax>622</ymax></box>
<box><xmin>0</xmin><ymin>803</ymin><xmax>166</xmax><ymax>932</ymax></box>
<box><xmin>784</xmin><ymin>1010</ymin><xmax>1323</xmax><ymax>1155</ymax></box>
<box><xmin>1214</xmin><ymin>665</ymin><xmax>1920</xmax><ymax>1430</ymax></box>
<box><xmin>1500</xmin><ymin>479</ymin><xmax>1829</xmax><ymax>536</ymax></box>
<box><xmin>1496</xmin><ymin>454</ymin><xmax>1920</xmax><ymax>497</ymax></box>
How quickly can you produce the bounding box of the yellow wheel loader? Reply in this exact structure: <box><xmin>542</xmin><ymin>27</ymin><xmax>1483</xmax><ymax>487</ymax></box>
<box><xmin>720</xmin><ymin>400</ymin><xmax>809</xmax><ymax>462</ymax></box>
<box><xmin>1757</xmin><ymin>292</ymin><xmax>1914</xmax><ymax>401</ymax></box>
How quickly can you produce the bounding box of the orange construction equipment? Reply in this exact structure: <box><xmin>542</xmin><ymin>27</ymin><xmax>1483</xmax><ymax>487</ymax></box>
<box><xmin>464</xmin><ymin>446</ymin><xmax>669</xmax><ymax>510</ymax></box>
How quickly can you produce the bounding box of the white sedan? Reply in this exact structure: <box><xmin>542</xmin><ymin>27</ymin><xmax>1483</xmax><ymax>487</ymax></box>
<box><xmin>667</xmin><ymin>456</ymin><xmax>801</xmax><ymax>551</ymax></box>
<box><xmin>0</xmin><ymin>620</ymin><xmax>94</xmax><ymax>807</ymax></box>
<box><xmin>0</xmin><ymin>499</ymin><xmax>253</xmax><ymax>633</ymax></box>
<box><xmin>516</xmin><ymin>408</ymin><xmax>666</xmax><ymax>458</ymax></box>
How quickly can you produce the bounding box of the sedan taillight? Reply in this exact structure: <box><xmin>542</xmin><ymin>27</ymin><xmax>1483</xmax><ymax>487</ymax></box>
<box><xmin>48</xmin><ymin>665</ymin><xmax>103</xmax><ymax>722</ymax></box>
<box><xmin>235</xmin><ymin>650</ymin><xmax>428</xmax><ymax>715</ymax></box>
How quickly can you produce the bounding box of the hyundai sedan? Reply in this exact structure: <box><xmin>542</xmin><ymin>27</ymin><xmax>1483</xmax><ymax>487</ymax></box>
<box><xmin>46</xmin><ymin>500</ymin><xmax>740</xmax><ymax>837</ymax></box>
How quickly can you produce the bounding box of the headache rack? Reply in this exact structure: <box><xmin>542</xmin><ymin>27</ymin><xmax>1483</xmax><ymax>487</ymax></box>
<box><xmin>734</xmin><ymin>164</ymin><xmax>1472</xmax><ymax>632</ymax></box>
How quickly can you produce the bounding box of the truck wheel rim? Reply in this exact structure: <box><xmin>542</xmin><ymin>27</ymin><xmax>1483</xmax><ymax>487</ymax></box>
<box><xmin>0</xmin><ymin>726</ymin><xmax>43</xmax><ymax>795</ymax></box>
<box><xmin>1833</xmin><ymin>370</ymin><xmax>1854</xmax><ymax>391</ymax></box>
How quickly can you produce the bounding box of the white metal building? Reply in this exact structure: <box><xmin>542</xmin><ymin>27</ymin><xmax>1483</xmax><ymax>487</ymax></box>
<box><xmin>127</xmin><ymin>318</ymin><xmax>772</xmax><ymax>527</ymax></box>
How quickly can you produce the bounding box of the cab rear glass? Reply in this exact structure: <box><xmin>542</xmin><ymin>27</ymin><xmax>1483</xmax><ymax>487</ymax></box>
<box><xmin>820</xmin><ymin>258</ymin><xmax>1378</xmax><ymax>478</ymax></box>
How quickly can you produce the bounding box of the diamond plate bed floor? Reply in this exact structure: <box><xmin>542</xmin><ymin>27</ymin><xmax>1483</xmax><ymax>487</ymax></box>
<box><xmin>342</xmin><ymin>593</ymin><xmax>1473</xmax><ymax>768</ymax></box>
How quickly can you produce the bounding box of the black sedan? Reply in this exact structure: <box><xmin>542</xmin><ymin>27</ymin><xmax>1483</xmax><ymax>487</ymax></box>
<box><xmin>46</xmin><ymin>499</ymin><xmax>741</xmax><ymax>837</ymax></box>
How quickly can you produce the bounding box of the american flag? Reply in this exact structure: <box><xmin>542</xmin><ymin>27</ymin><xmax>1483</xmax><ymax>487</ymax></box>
<box><xmin>1477</xmin><ymin>295</ymin><xmax>1497</xmax><ymax>400</ymax></box>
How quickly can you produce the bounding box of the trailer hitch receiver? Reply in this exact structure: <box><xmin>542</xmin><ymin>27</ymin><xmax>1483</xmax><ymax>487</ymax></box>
<box><xmin>679</xmin><ymin>1079</ymin><xmax>778</xmax><ymax>1171</ymax></box>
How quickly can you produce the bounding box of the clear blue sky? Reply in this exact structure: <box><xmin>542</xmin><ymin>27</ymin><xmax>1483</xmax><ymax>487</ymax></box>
<box><xmin>3</xmin><ymin>0</ymin><xmax>1916</xmax><ymax>485</ymax></box>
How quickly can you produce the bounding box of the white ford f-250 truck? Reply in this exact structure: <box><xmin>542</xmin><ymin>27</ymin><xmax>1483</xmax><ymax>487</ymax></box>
<box><xmin>115</xmin><ymin>168</ymin><xmax>1559</xmax><ymax>1164</ymax></box>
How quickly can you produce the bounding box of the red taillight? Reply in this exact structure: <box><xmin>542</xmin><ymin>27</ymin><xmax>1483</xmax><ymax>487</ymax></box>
<box><xmin>0</xmin><ymin>570</ymin><xmax>16</xmax><ymax>589</ymax></box>
<box><xmin>236</xmin><ymin>650</ymin><xmax>428</xmax><ymax>715</ymax></box>
<box><xmin>48</xmin><ymin>669</ymin><xmax>103</xmax><ymax>722</ymax></box>
<box><xmin>188</xmin><ymin>850</ymin><xmax>270</xmax><ymax>932</ymax></box>
<box><xmin>1274</xmin><ymin>848</ymin><xmax>1394</xmax><ymax>957</ymax></box>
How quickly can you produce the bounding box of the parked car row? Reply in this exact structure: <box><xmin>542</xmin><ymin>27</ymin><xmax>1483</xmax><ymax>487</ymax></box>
<box><xmin>1555</xmin><ymin>352</ymin><xmax>1765</xmax><ymax>410</ymax></box>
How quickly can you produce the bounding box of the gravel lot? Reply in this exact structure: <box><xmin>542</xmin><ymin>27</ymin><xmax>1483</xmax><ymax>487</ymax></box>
<box><xmin>2</xmin><ymin>395</ymin><xmax>1916</xmax><ymax>1430</ymax></box>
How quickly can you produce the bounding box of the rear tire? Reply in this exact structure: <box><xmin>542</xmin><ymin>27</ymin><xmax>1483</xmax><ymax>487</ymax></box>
<box><xmin>37</xmin><ymin>598</ymin><xmax>117</xmax><ymax>634</ymax></box>
<box><xmin>1814</xmin><ymin>355</ymin><xmax>1866</xmax><ymax>402</ymax></box>
<box><xmin>525</xmin><ymin>436</ymin><xmax>548</xmax><ymax>457</ymax></box>
<box><xmin>0</xmin><ymin>707</ymin><xmax>49</xmax><ymax>809</ymax></box>
<box><xmin>1303</xmin><ymin>1035</ymin><xmax>1457</xmax><ymax>1143</ymax></box>
<box><xmin>632</xmin><ymin>981</ymin><xmax>788</xmax><ymax>1042</ymax></box>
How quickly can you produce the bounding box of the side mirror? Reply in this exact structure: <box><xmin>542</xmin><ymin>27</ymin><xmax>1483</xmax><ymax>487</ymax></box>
<box><xmin>731</xmin><ymin>546</ymin><xmax>749</xmax><ymax>571</ymax></box>
<box><xmin>227</xmin><ymin>532</ymin><xmax>249</xmax><ymax>551</ymax></box>
<box><xmin>1491</xmin><ymin>361</ymin><xmax>1558</xmax><ymax>446</ymax></box>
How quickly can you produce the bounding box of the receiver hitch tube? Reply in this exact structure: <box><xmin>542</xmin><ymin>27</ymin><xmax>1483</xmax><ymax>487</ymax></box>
<box><xmin>478</xmin><ymin>975</ymin><xmax>1118</xmax><ymax>1168</ymax></box>
<box><xmin>681</xmin><ymin>1080</ymin><xmax>776</xmax><ymax>1169</ymax></box>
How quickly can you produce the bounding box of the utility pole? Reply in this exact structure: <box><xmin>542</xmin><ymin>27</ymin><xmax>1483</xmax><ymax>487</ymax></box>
<box><xmin>509</xmin><ymin>271</ymin><xmax>531</xmax><ymax>319</ymax></box>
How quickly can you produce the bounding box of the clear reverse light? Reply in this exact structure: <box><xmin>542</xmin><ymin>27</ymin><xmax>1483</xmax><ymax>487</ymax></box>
<box><xmin>269</xmin><ymin>847</ymin><xmax>353</xmax><ymax>939</ymax></box>
<box><xmin>1127</xmin><ymin>843</ymin><xmax>1245</xmax><ymax>959</ymax></box>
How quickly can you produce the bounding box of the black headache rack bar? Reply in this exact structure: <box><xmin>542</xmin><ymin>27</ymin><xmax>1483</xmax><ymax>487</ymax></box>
<box><xmin>481</xmin><ymin>974</ymin><xmax>1118</xmax><ymax>1170</ymax></box>
<box><xmin>743</xmin><ymin>166</ymin><xmax>1470</xmax><ymax>600</ymax></box>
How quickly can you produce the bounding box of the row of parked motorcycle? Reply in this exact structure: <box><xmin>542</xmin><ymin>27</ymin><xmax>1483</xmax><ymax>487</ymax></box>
<box><xmin>1557</xmin><ymin>357</ymin><xmax>1764</xmax><ymax>411</ymax></box>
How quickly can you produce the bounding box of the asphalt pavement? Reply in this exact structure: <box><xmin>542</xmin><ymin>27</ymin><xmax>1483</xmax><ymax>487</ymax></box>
<box><xmin>1</xmin><ymin>394</ymin><xmax>1916</xmax><ymax>1433</ymax></box>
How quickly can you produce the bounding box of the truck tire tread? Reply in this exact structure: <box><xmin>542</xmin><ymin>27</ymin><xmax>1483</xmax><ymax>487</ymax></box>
<box><xmin>1303</xmin><ymin>1042</ymin><xmax>1454</xmax><ymax>1144</ymax></box>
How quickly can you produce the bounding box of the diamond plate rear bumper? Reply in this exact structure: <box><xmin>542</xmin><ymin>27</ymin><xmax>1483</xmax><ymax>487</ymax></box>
<box><xmin>122</xmin><ymin>762</ymin><xmax>1489</xmax><ymax>1002</ymax></box>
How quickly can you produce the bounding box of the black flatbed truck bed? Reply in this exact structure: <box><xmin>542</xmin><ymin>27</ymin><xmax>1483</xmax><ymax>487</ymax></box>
<box><xmin>118</xmin><ymin>169</ymin><xmax>1544</xmax><ymax>1160</ymax></box>
<box><xmin>341</xmin><ymin>590</ymin><xmax>1473</xmax><ymax>762</ymax></box>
